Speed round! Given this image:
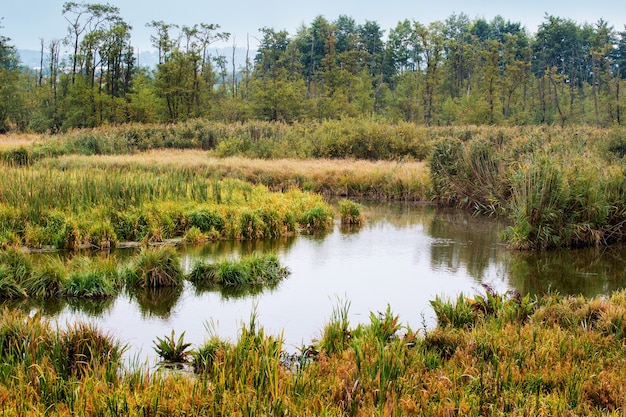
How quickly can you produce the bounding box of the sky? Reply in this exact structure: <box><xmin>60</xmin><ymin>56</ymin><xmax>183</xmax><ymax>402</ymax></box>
<box><xmin>2</xmin><ymin>0</ymin><xmax>625</xmax><ymax>52</ymax></box>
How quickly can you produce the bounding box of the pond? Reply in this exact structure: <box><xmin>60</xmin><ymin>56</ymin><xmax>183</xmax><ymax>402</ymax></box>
<box><xmin>15</xmin><ymin>201</ymin><xmax>626</xmax><ymax>365</ymax></box>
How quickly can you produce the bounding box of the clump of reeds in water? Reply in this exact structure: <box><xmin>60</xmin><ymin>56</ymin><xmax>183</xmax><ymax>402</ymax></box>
<box><xmin>63</xmin><ymin>256</ymin><xmax>121</xmax><ymax>298</ymax></box>
<box><xmin>189</xmin><ymin>253</ymin><xmax>289</xmax><ymax>287</ymax></box>
<box><xmin>0</xmin><ymin>249</ymin><xmax>122</xmax><ymax>299</ymax></box>
<box><xmin>338</xmin><ymin>199</ymin><xmax>365</xmax><ymax>226</ymax></box>
<box><xmin>125</xmin><ymin>246</ymin><xmax>184</xmax><ymax>288</ymax></box>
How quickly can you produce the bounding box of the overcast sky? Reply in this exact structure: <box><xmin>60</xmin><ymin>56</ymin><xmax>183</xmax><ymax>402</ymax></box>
<box><xmin>2</xmin><ymin>0</ymin><xmax>625</xmax><ymax>52</ymax></box>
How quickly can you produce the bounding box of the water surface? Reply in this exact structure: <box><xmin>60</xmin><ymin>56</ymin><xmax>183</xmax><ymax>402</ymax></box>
<box><xmin>20</xmin><ymin>202</ymin><xmax>626</xmax><ymax>364</ymax></box>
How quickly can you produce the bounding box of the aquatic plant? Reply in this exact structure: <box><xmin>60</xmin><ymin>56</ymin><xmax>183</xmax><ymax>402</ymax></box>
<box><xmin>189</xmin><ymin>253</ymin><xmax>289</xmax><ymax>287</ymax></box>
<box><xmin>192</xmin><ymin>337</ymin><xmax>229</xmax><ymax>374</ymax></box>
<box><xmin>319</xmin><ymin>297</ymin><xmax>352</xmax><ymax>355</ymax></box>
<box><xmin>153</xmin><ymin>330</ymin><xmax>192</xmax><ymax>364</ymax></box>
<box><xmin>338</xmin><ymin>199</ymin><xmax>365</xmax><ymax>225</ymax></box>
<box><xmin>22</xmin><ymin>256</ymin><xmax>67</xmax><ymax>298</ymax></box>
<box><xmin>125</xmin><ymin>246</ymin><xmax>184</xmax><ymax>288</ymax></box>
<box><xmin>298</xmin><ymin>204</ymin><xmax>334</xmax><ymax>231</ymax></box>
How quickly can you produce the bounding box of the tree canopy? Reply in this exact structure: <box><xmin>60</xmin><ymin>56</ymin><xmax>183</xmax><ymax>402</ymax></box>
<box><xmin>1</xmin><ymin>5</ymin><xmax>626</xmax><ymax>131</ymax></box>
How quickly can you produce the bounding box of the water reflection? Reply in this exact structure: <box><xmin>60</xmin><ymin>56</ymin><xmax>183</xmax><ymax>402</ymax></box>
<box><xmin>428</xmin><ymin>210</ymin><xmax>505</xmax><ymax>281</ymax></box>
<box><xmin>190</xmin><ymin>280</ymin><xmax>282</xmax><ymax>300</ymax></box>
<box><xmin>65</xmin><ymin>296</ymin><xmax>117</xmax><ymax>317</ymax></box>
<box><xmin>507</xmin><ymin>245</ymin><xmax>626</xmax><ymax>297</ymax></box>
<box><xmin>7</xmin><ymin>201</ymin><xmax>626</xmax><ymax>364</ymax></box>
<box><xmin>127</xmin><ymin>286</ymin><xmax>183</xmax><ymax>319</ymax></box>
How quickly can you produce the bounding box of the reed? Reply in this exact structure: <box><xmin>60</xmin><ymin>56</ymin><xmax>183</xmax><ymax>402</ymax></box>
<box><xmin>63</xmin><ymin>256</ymin><xmax>120</xmax><ymax>298</ymax></box>
<box><xmin>188</xmin><ymin>253</ymin><xmax>289</xmax><ymax>287</ymax></box>
<box><xmin>338</xmin><ymin>199</ymin><xmax>365</xmax><ymax>225</ymax></box>
<box><xmin>125</xmin><ymin>246</ymin><xmax>184</xmax><ymax>288</ymax></box>
<box><xmin>22</xmin><ymin>255</ymin><xmax>67</xmax><ymax>298</ymax></box>
<box><xmin>0</xmin><ymin>161</ymin><xmax>334</xmax><ymax>250</ymax></box>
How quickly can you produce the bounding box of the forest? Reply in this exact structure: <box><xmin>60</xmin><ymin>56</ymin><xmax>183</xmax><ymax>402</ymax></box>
<box><xmin>1</xmin><ymin>3</ymin><xmax>626</xmax><ymax>132</ymax></box>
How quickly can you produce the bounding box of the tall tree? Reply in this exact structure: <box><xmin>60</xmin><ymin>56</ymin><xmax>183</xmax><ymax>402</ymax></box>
<box><xmin>0</xmin><ymin>20</ymin><xmax>20</xmax><ymax>132</ymax></box>
<box><xmin>62</xmin><ymin>2</ymin><xmax>120</xmax><ymax>83</ymax></box>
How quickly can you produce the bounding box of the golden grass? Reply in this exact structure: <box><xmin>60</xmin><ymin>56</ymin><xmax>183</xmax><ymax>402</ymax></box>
<box><xmin>50</xmin><ymin>150</ymin><xmax>432</xmax><ymax>200</ymax></box>
<box><xmin>52</xmin><ymin>150</ymin><xmax>426</xmax><ymax>177</ymax></box>
<box><xmin>3</xmin><ymin>290</ymin><xmax>626</xmax><ymax>415</ymax></box>
<box><xmin>0</xmin><ymin>133</ymin><xmax>46</xmax><ymax>148</ymax></box>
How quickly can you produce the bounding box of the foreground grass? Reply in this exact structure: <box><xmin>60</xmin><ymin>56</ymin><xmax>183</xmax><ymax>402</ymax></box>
<box><xmin>0</xmin><ymin>247</ymin><xmax>290</xmax><ymax>301</ymax></box>
<box><xmin>2</xmin><ymin>289</ymin><xmax>626</xmax><ymax>415</ymax></box>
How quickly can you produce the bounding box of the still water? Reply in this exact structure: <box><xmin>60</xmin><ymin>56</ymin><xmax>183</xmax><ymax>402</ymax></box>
<box><xmin>37</xmin><ymin>202</ymin><xmax>626</xmax><ymax>363</ymax></box>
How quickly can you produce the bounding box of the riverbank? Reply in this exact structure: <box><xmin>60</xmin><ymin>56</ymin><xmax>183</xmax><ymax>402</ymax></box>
<box><xmin>1</xmin><ymin>288</ymin><xmax>625</xmax><ymax>415</ymax></box>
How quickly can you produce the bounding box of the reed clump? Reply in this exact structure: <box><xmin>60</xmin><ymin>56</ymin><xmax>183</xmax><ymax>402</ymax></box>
<box><xmin>125</xmin><ymin>246</ymin><xmax>184</xmax><ymax>288</ymax></box>
<box><xmin>0</xmin><ymin>250</ymin><xmax>123</xmax><ymax>300</ymax></box>
<box><xmin>338</xmin><ymin>199</ymin><xmax>365</xmax><ymax>225</ymax></box>
<box><xmin>188</xmin><ymin>253</ymin><xmax>289</xmax><ymax>287</ymax></box>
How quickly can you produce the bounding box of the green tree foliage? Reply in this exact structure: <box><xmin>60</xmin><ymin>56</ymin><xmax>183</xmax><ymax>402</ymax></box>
<box><xmin>0</xmin><ymin>20</ymin><xmax>23</xmax><ymax>132</ymax></box>
<box><xmin>2</xmin><ymin>8</ymin><xmax>626</xmax><ymax>131</ymax></box>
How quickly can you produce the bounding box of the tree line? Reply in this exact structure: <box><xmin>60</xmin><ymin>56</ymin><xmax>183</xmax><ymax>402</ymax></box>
<box><xmin>1</xmin><ymin>2</ymin><xmax>626</xmax><ymax>133</ymax></box>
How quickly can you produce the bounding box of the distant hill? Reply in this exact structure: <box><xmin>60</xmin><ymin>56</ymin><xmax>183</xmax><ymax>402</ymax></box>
<box><xmin>17</xmin><ymin>47</ymin><xmax>256</xmax><ymax>71</ymax></box>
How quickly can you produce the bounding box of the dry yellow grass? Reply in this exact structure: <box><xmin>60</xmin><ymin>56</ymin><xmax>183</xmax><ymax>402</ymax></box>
<box><xmin>0</xmin><ymin>133</ymin><xmax>46</xmax><ymax>148</ymax></box>
<box><xmin>53</xmin><ymin>149</ymin><xmax>425</xmax><ymax>175</ymax></box>
<box><xmin>49</xmin><ymin>150</ymin><xmax>431</xmax><ymax>200</ymax></box>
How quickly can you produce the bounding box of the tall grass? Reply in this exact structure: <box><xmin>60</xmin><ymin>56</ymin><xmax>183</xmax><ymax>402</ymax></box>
<box><xmin>3</xmin><ymin>290</ymin><xmax>626</xmax><ymax>414</ymax></box>
<box><xmin>429</xmin><ymin>126</ymin><xmax>626</xmax><ymax>249</ymax></box>
<box><xmin>189</xmin><ymin>253</ymin><xmax>289</xmax><ymax>287</ymax></box>
<box><xmin>0</xmin><ymin>160</ymin><xmax>334</xmax><ymax>250</ymax></box>
<box><xmin>125</xmin><ymin>246</ymin><xmax>184</xmax><ymax>288</ymax></box>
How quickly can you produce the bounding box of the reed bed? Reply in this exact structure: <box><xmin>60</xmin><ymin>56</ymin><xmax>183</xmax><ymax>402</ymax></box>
<box><xmin>2</xmin><ymin>290</ymin><xmax>626</xmax><ymax>415</ymax></box>
<box><xmin>429</xmin><ymin>126</ymin><xmax>626</xmax><ymax>249</ymax></box>
<box><xmin>0</xmin><ymin>248</ymin><xmax>290</xmax><ymax>304</ymax></box>
<box><xmin>188</xmin><ymin>253</ymin><xmax>290</xmax><ymax>287</ymax></box>
<box><xmin>0</xmin><ymin>161</ymin><xmax>333</xmax><ymax>250</ymax></box>
<box><xmin>43</xmin><ymin>150</ymin><xmax>432</xmax><ymax>200</ymax></box>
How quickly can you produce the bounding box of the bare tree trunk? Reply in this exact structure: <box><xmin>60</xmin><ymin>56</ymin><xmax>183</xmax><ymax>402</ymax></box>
<box><xmin>38</xmin><ymin>38</ymin><xmax>44</xmax><ymax>87</ymax></box>
<box><xmin>617</xmin><ymin>76</ymin><xmax>622</xmax><ymax>126</ymax></box>
<box><xmin>245</xmin><ymin>34</ymin><xmax>250</xmax><ymax>101</ymax></box>
<box><xmin>232</xmin><ymin>37</ymin><xmax>237</xmax><ymax>97</ymax></box>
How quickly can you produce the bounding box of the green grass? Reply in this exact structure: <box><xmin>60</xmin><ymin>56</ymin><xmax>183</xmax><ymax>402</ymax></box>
<box><xmin>189</xmin><ymin>253</ymin><xmax>289</xmax><ymax>287</ymax></box>
<box><xmin>125</xmin><ymin>246</ymin><xmax>184</xmax><ymax>288</ymax></box>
